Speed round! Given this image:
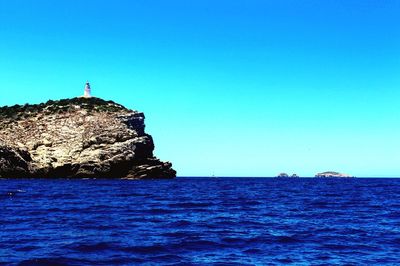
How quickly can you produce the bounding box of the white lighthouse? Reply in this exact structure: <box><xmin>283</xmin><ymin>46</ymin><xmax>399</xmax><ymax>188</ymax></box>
<box><xmin>83</xmin><ymin>81</ymin><xmax>92</xmax><ymax>98</ymax></box>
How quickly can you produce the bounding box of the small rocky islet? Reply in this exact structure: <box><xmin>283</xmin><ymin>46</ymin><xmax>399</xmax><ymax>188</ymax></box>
<box><xmin>276</xmin><ymin>173</ymin><xmax>299</xmax><ymax>178</ymax></box>
<box><xmin>276</xmin><ymin>172</ymin><xmax>354</xmax><ymax>178</ymax></box>
<box><xmin>315</xmin><ymin>171</ymin><xmax>354</xmax><ymax>178</ymax></box>
<box><xmin>0</xmin><ymin>96</ymin><xmax>176</xmax><ymax>179</ymax></box>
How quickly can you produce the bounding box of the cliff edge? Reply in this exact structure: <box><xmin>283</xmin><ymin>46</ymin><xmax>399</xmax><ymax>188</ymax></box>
<box><xmin>0</xmin><ymin>97</ymin><xmax>176</xmax><ymax>179</ymax></box>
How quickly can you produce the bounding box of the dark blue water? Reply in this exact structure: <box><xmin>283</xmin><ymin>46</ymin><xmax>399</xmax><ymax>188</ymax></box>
<box><xmin>1</xmin><ymin>178</ymin><xmax>400</xmax><ymax>265</ymax></box>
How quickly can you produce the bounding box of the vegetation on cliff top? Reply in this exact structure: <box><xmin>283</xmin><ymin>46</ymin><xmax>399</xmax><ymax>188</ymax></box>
<box><xmin>0</xmin><ymin>97</ymin><xmax>128</xmax><ymax>121</ymax></box>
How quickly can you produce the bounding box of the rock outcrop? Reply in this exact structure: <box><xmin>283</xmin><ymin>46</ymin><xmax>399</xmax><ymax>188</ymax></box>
<box><xmin>276</xmin><ymin>173</ymin><xmax>289</xmax><ymax>178</ymax></box>
<box><xmin>315</xmin><ymin>171</ymin><xmax>354</xmax><ymax>178</ymax></box>
<box><xmin>276</xmin><ymin>173</ymin><xmax>299</xmax><ymax>178</ymax></box>
<box><xmin>0</xmin><ymin>97</ymin><xmax>176</xmax><ymax>179</ymax></box>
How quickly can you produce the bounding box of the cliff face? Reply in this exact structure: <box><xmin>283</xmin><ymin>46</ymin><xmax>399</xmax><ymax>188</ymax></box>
<box><xmin>0</xmin><ymin>97</ymin><xmax>176</xmax><ymax>179</ymax></box>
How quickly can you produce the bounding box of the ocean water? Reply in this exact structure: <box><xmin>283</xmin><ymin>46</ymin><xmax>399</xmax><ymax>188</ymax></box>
<box><xmin>1</xmin><ymin>177</ymin><xmax>400</xmax><ymax>265</ymax></box>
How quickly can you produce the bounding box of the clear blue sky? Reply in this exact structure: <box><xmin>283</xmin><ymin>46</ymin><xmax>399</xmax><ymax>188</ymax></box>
<box><xmin>0</xmin><ymin>0</ymin><xmax>399</xmax><ymax>177</ymax></box>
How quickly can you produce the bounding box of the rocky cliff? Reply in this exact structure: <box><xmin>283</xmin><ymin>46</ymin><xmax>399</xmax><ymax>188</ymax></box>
<box><xmin>0</xmin><ymin>97</ymin><xmax>176</xmax><ymax>179</ymax></box>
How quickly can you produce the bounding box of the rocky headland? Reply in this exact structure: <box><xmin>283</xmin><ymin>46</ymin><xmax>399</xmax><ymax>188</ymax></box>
<box><xmin>0</xmin><ymin>97</ymin><xmax>176</xmax><ymax>179</ymax></box>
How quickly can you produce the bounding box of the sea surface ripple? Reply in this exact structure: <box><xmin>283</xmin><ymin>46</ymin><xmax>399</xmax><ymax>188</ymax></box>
<box><xmin>1</xmin><ymin>177</ymin><xmax>400</xmax><ymax>265</ymax></box>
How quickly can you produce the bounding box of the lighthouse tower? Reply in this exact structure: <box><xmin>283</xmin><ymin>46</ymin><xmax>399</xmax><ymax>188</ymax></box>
<box><xmin>83</xmin><ymin>81</ymin><xmax>92</xmax><ymax>98</ymax></box>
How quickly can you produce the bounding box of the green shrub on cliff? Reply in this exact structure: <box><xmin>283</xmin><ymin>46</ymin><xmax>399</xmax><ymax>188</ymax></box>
<box><xmin>0</xmin><ymin>97</ymin><xmax>127</xmax><ymax>120</ymax></box>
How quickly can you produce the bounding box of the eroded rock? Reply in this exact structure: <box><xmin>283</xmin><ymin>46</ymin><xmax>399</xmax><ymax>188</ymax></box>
<box><xmin>0</xmin><ymin>97</ymin><xmax>176</xmax><ymax>179</ymax></box>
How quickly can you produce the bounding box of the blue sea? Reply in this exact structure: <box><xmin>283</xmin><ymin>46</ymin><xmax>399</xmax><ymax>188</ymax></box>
<box><xmin>1</xmin><ymin>177</ymin><xmax>400</xmax><ymax>265</ymax></box>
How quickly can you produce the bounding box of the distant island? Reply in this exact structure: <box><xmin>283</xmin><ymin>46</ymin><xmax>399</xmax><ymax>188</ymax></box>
<box><xmin>0</xmin><ymin>93</ymin><xmax>176</xmax><ymax>179</ymax></box>
<box><xmin>315</xmin><ymin>171</ymin><xmax>354</xmax><ymax>178</ymax></box>
<box><xmin>276</xmin><ymin>173</ymin><xmax>299</xmax><ymax>178</ymax></box>
<box><xmin>274</xmin><ymin>172</ymin><xmax>355</xmax><ymax>178</ymax></box>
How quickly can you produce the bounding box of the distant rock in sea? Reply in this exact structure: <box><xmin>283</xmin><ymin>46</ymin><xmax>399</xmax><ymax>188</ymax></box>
<box><xmin>276</xmin><ymin>173</ymin><xmax>289</xmax><ymax>178</ymax></box>
<box><xmin>315</xmin><ymin>171</ymin><xmax>354</xmax><ymax>178</ymax></box>
<box><xmin>0</xmin><ymin>97</ymin><xmax>176</xmax><ymax>179</ymax></box>
<box><xmin>276</xmin><ymin>173</ymin><xmax>299</xmax><ymax>178</ymax></box>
